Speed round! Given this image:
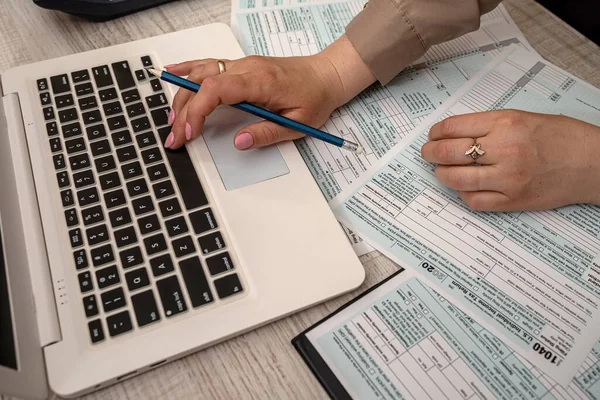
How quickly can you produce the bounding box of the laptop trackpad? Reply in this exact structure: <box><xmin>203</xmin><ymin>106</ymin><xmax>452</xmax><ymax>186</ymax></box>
<box><xmin>201</xmin><ymin>106</ymin><xmax>290</xmax><ymax>191</ymax></box>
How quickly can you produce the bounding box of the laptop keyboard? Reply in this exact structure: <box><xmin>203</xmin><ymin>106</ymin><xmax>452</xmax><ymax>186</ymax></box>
<box><xmin>36</xmin><ymin>55</ymin><xmax>244</xmax><ymax>344</ymax></box>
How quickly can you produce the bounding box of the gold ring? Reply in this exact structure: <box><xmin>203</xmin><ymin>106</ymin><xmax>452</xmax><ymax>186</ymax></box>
<box><xmin>217</xmin><ymin>60</ymin><xmax>227</xmax><ymax>74</ymax></box>
<box><xmin>465</xmin><ymin>138</ymin><xmax>485</xmax><ymax>160</ymax></box>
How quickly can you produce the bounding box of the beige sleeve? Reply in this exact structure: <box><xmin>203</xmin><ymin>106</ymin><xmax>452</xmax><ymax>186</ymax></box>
<box><xmin>345</xmin><ymin>0</ymin><xmax>503</xmax><ymax>84</ymax></box>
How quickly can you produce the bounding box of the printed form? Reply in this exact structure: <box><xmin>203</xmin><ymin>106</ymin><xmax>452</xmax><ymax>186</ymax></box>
<box><xmin>331</xmin><ymin>47</ymin><xmax>600</xmax><ymax>384</ymax></box>
<box><xmin>231</xmin><ymin>0</ymin><xmax>530</xmax><ymax>255</ymax></box>
<box><xmin>306</xmin><ymin>271</ymin><xmax>600</xmax><ymax>399</ymax></box>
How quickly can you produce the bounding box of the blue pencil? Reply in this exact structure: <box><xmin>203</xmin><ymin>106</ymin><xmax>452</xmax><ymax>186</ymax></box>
<box><xmin>146</xmin><ymin>68</ymin><xmax>363</xmax><ymax>153</ymax></box>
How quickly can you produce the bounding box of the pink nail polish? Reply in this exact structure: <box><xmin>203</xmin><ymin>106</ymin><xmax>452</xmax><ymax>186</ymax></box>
<box><xmin>168</xmin><ymin>109</ymin><xmax>175</xmax><ymax>125</ymax></box>
<box><xmin>185</xmin><ymin>123</ymin><xmax>192</xmax><ymax>141</ymax></box>
<box><xmin>234</xmin><ymin>132</ymin><xmax>254</xmax><ymax>150</ymax></box>
<box><xmin>164</xmin><ymin>132</ymin><xmax>175</xmax><ymax>148</ymax></box>
<box><xmin>164</xmin><ymin>63</ymin><xmax>178</xmax><ymax>69</ymax></box>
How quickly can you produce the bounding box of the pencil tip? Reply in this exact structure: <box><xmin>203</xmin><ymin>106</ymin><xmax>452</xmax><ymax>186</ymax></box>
<box><xmin>146</xmin><ymin>68</ymin><xmax>162</xmax><ymax>78</ymax></box>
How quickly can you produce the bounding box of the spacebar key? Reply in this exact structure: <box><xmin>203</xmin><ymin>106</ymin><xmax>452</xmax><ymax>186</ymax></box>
<box><xmin>158</xmin><ymin>127</ymin><xmax>208</xmax><ymax>210</ymax></box>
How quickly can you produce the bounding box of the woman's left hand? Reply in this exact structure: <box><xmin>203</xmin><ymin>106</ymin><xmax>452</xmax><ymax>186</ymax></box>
<box><xmin>421</xmin><ymin>110</ymin><xmax>600</xmax><ymax>211</ymax></box>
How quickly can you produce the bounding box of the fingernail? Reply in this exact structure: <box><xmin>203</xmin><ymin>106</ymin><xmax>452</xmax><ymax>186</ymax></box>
<box><xmin>164</xmin><ymin>63</ymin><xmax>177</xmax><ymax>69</ymax></box>
<box><xmin>164</xmin><ymin>132</ymin><xmax>175</xmax><ymax>148</ymax></box>
<box><xmin>234</xmin><ymin>132</ymin><xmax>254</xmax><ymax>150</ymax></box>
<box><xmin>185</xmin><ymin>123</ymin><xmax>192</xmax><ymax>141</ymax></box>
<box><xmin>168</xmin><ymin>109</ymin><xmax>175</xmax><ymax>125</ymax></box>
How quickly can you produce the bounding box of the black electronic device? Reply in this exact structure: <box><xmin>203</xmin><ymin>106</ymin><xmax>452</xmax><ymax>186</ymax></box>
<box><xmin>33</xmin><ymin>0</ymin><xmax>176</xmax><ymax>21</ymax></box>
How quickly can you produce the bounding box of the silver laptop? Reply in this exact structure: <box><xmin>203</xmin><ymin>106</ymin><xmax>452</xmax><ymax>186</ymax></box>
<box><xmin>0</xmin><ymin>23</ymin><xmax>365</xmax><ymax>399</ymax></box>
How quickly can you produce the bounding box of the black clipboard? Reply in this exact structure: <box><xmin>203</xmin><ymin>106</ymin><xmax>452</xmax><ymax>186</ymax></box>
<box><xmin>291</xmin><ymin>269</ymin><xmax>405</xmax><ymax>400</ymax></box>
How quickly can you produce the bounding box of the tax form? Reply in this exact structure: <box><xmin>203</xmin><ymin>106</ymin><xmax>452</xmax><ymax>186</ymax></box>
<box><xmin>301</xmin><ymin>270</ymin><xmax>600</xmax><ymax>399</ymax></box>
<box><xmin>230</xmin><ymin>0</ymin><xmax>531</xmax><ymax>255</ymax></box>
<box><xmin>331</xmin><ymin>46</ymin><xmax>600</xmax><ymax>385</ymax></box>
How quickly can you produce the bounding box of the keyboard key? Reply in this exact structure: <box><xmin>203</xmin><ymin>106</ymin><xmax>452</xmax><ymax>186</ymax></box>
<box><xmin>159</xmin><ymin>198</ymin><xmax>182</xmax><ymax>218</ymax></box>
<box><xmin>91</xmin><ymin>244</ymin><xmax>115</xmax><ymax>267</ymax></box>
<box><xmin>55</xmin><ymin>93</ymin><xmax>74</xmax><ymax>109</ymax></box>
<box><xmin>82</xmin><ymin>205</ymin><xmax>104</xmax><ymax>226</ymax></box>
<box><xmin>214</xmin><ymin>274</ymin><xmax>243</xmax><ymax>299</ymax></box>
<box><xmin>122</xmin><ymin>161</ymin><xmax>143</xmax><ymax>179</ymax></box>
<box><xmin>150</xmin><ymin>107</ymin><xmax>170</xmax><ymax>127</ymax></box>
<box><xmin>56</xmin><ymin>171</ymin><xmax>70</xmax><ymax>188</ymax></box>
<box><xmin>111</xmin><ymin>61</ymin><xmax>136</xmax><ymax>90</ymax></box>
<box><xmin>106</xmin><ymin>311</ymin><xmax>132</xmax><ymax>337</ymax></box>
<box><xmin>88</xmin><ymin>319</ymin><xmax>104</xmax><ymax>343</ymax></box>
<box><xmin>172</xmin><ymin>236</ymin><xmax>195</xmax><ymax>258</ymax></box>
<box><xmin>116</xmin><ymin>146</ymin><xmax>138</xmax><ymax>163</ymax></box>
<box><xmin>50</xmin><ymin>74</ymin><xmax>70</xmax><ymax>94</ymax></box>
<box><xmin>43</xmin><ymin>106</ymin><xmax>55</xmax><ymax>121</ymax></box>
<box><xmin>147</xmin><ymin>164</ymin><xmax>168</xmax><ymax>182</ymax></box>
<box><xmin>83</xmin><ymin>294</ymin><xmax>99</xmax><ymax>317</ymax></box>
<box><xmin>71</xmin><ymin>69</ymin><xmax>90</xmax><ymax>83</ymax></box>
<box><xmin>101</xmin><ymin>287</ymin><xmax>126</xmax><ymax>312</ymax></box>
<box><xmin>77</xmin><ymin>187</ymin><xmax>99</xmax><ymax>207</ymax></box>
<box><xmin>53</xmin><ymin>154</ymin><xmax>66</xmax><ymax>170</ymax></box>
<box><xmin>96</xmin><ymin>265</ymin><xmax>120</xmax><ymax>289</ymax></box>
<box><xmin>150</xmin><ymin>254</ymin><xmax>174</xmax><ymax>277</ymax></box>
<box><xmin>131</xmin><ymin>290</ymin><xmax>160</xmax><ymax>327</ymax></box>
<box><xmin>206</xmin><ymin>252</ymin><xmax>235</xmax><ymax>276</ymax></box>
<box><xmin>58</xmin><ymin>108</ymin><xmax>77</xmax><ymax>123</ymax></box>
<box><xmin>131</xmin><ymin>116</ymin><xmax>151</xmax><ymax>133</ymax></box>
<box><xmin>127</xmin><ymin>178</ymin><xmax>148</xmax><ymax>197</ymax></box>
<box><xmin>166</xmin><ymin>216</ymin><xmax>188</xmax><ymax>238</ymax></box>
<box><xmin>158</xmin><ymin>127</ymin><xmax>208</xmax><ymax>210</ymax></box>
<box><xmin>82</xmin><ymin>110</ymin><xmax>102</xmax><ymax>125</ymax></box>
<box><xmin>40</xmin><ymin>92</ymin><xmax>51</xmax><ymax>106</ymax></box>
<box><xmin>115</xmin><ymin>226</ymin><xmax>137</xmax><ymax>248</ymax></box>
<box><xmin>138</xmin><ymin>214</ymin><xmax>160</xmax><ymax>235</ymax></box>
<box><xmin>78</xmin><ymin>96</ymin><xmax>98</xmax><ymax>111</ymax></box>
<box><xmin>156</xmin><ymin>275</ymin><xmax>187</xmax><ymax>317</ymax></box>
<box><xmin>75</xmin><ymin>82</ymin><xmax>94</xmax><ymax>97</ymax></box>
<box><xmin>86</xmin><ymin>124</ymin><xmax>107</xmax><ymax>141</ymax></box>
<box><xmin>78</xmin><ymin>270</ymin><xmax>93</xmax><ymax>292</ymax></box>
<box><xmin>121</xmin><ymin>88</ymin><xmax>141</xmax><ymax>104</ymax></box>
<box><xmin>37</xmin><ymin>78</ymin><xmax>49</xmax><ymax>91</ymax></box>
<box><xmin>99</xmin><ymin>87</ymin><xmax>118</xmax><ymax>102</ymax></box>
<box><xmin>141</xmin><ymin>147</ymin><xmax>163</xmax><ymax>165</ymax></box>
<box><xmin>46</xmin><ymin>121</ymin><xmax>58</xmax><ymax>136</ymax></box>
<box><xmin>179</xmin><ymin>257</ymin><xmax>213</xmax><ymax>307</ymax></box>
<box><xmin>119</xmin><ymin>246</ymin><xmax>144</xmax><ymax>269</ymax></box>
<box><xmin>64</xmin><ymin>208</ymin><xmax>78</xmax><ymax>227</ymax></box>
<box><xmin>141</xmin><ymin>56</ymin><xmax>152</xmax><ymax>67</ymax></box>
<box><xmin>86</xmin><ymin>224</ymin><xmax>109</xmax><ymax>246</ymax></box>
<box><xmin>99</xmin><ymin>171</ymin><xmax>121</xmax><ymax>190</ymax></box>
<box><xmin>74</xmin><ymin>249</ymin><xmax>89</xmax><ymax>270</ymax></box>
<box><xmin>69</xmin><ymin>154</ymin><xmax>90</xmax><ymax>170</ymax></box>
<box><xmin>135</xmin><ymin>69</ymin><xmax>146</xmax><ymax>81</ymax></box>
<box><xmin>103</xmin><ymin>101</ymin><xmax>122</xmax><ymax>116</ymax></box>
<box><xmin>111</xmin><ymin>130</ymin><xmax>132</xmax><ymax>147</ymax></box>
<box><xmin>144</xmin><ymin>233</ymin><xmax>167</xmax><ymax>256</ymax></box>
<box><xmin>90</xmin><ymin>139</ymin><xmax>111</xmax><ymax>157</ymax></box>
<box><xmin>92</xmin><ymin>65</ymin><xmax>113</xmax><ymax>88</ymax></box>
<box><xmin>125</xmin><ymin>267</ymin><xmax>150</xmax><ymax>291</ymax></box>
<box><xmin>73</xmin><ymin>170</ymin><xmax>95</xmax><ymax>188</ymax></box>
<box><xmin>62</xmin><ymin>121</ymin><xmax>83</xmax><ymax>138</ymax></box>
<box><xmin>198</xmin><ymin>232</ymin><xmax>226</xmax><ymax>255</ymax></box>
<box><xmin>136</xmin><ymin>131</ymin><xmax>157</xmax><ymax>149</ymax></box>
<box><xmin>145</xmin><ymin>93</ymin><xmax>168</xmax><ymax>109</ymax></box>
<box><xmin>61</xmin><ymin>189</ymin><xmax>75</xmax><ymax>207</ymax></box>
<box><xmin>126</xmin><ymin>103</ymin><xmax>145</xmax><ymax>119</ymax></box>
<box><xmin>150</xmin><ymin>79</ymin><xmax>162</xmax><ymax>92</ymax></box>
<box><xmin>104</xmin><ymin>189</ymin><xmax>126</xmax><ymax>209</ymax></box>
<box><xmin>107</xmin><ymin>115</ymin><xmax>127</xmax><ymax>131</ymax></box>
<box><xmin>49</xmin><ymin>137</ymin><xmax>62</xmax><ymax>153</ymax></box>
<box><xmin>153</xmin><ymin>180</ymin><xmax>175</xmax><ymax>200</ymax></box>
<box><xmin>65</xmin><ymin>137</ymin><xmax>86</xmax><ymax>154</ymax></box>
<box><xmin>132</xmin><ymin>196</ymin><xmax>154</xmax><ymax>216</ymax></box>
<box><xmin>109</xmin><ymin>207</ymin><xmax>132</xmax><ymax>228</ymax></box>
<box><xmin>190</xmin><ymin>208</ymin><xmax>217</xmax><ymax>234</ymax></box>
<box><xmin>95</xmin><ymin>155</ymin><xmax>116</xmax><ymax>173</ymax></box>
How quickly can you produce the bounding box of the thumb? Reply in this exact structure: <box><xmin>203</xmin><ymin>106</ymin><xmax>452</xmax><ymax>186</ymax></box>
<box><xmin>233</xmin><ymin>120</ymin><xmax>304</xmax><ymax>150</ymax></box>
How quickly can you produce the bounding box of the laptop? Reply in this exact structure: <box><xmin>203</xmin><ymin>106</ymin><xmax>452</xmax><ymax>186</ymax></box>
<box><xmin>0</xmin><ymin>23</ymin><xmax>365</xmax><ymax>399</ymax></box>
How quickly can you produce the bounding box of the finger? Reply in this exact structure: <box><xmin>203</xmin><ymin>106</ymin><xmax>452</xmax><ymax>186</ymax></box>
<box><xmin>421</xmin><ymin>137</ymin><xmax>493</xmax><ymax>165</ymax></box>
<box><xmin>458</xmin><ymin>191</ymin><xmax>511</xmax><ymax>211</ymax></box>
<box><xmin>164</xmin><ymin>59</ymin><xmax>217</xmax><ymax>76</ymax></box>
<box><xmin>167</xmin><ymin>103</ymin><xmax>191</xmax><ymax>149</ymax></box>
<box><xmin>428</xmin><ymin>112</ymin><xmax>502</xmax><ymax>140</ymax></box>
<box><xmin>171</xmin><ymin>62</ymin><xmax>223</xmax><ymax>116</ymax></box>
<box><xmin>435</xmin><ymin>165</ymin><xmax>504</xmax><ymax>192</ymax></box>
<box><xmin>234</xmin><ymin>120</ymin><xmax>304</xmax><ymax>150</ymax></box>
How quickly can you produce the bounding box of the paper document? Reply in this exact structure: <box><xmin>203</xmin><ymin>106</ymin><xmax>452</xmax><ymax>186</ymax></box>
<box><xmin>331</xmin><ymin>46</ymin><xmax>600</xmax><ymax>385</ymax></box>
<box><xmin>304</xmin><ymin>270</ymin><xmax>600</xmax><ymax>399</ymax></box>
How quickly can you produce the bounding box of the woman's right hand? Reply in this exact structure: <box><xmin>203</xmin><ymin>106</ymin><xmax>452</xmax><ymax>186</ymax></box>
<box><xmin>163</xmin><ymin>35</ymin><xmax>376</xmax><ymax>150</ymax></box>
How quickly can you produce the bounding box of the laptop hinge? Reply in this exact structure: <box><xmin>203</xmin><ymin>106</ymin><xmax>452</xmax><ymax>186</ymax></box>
<box><xmin>0</xmin><ymin>93</ymin><xmax>61</xmax><ymax>347</ymax></box>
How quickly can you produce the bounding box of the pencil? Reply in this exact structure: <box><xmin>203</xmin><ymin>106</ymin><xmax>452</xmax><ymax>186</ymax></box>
<box><xmin>146</xmin><ymin>68</ymin><xmax>363</xmax><ymax>153</ymax></box>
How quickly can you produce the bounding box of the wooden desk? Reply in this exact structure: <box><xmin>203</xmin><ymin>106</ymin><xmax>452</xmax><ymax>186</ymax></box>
<box><xmin>1</xmin><ymin>0</ymin><xmax>599</xmax><ymax>399</ymax></box>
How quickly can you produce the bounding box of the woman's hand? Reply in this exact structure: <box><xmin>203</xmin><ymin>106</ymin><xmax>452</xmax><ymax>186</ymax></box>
<box><xmin>163</xmin><ymin>35</ymin><xmax>376</xmax><ymax>150</ymax></box>
<box><xmin>421</xmin><ymin>110</ymin><xmax>600</xmax><ymax>211</ymax></box>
